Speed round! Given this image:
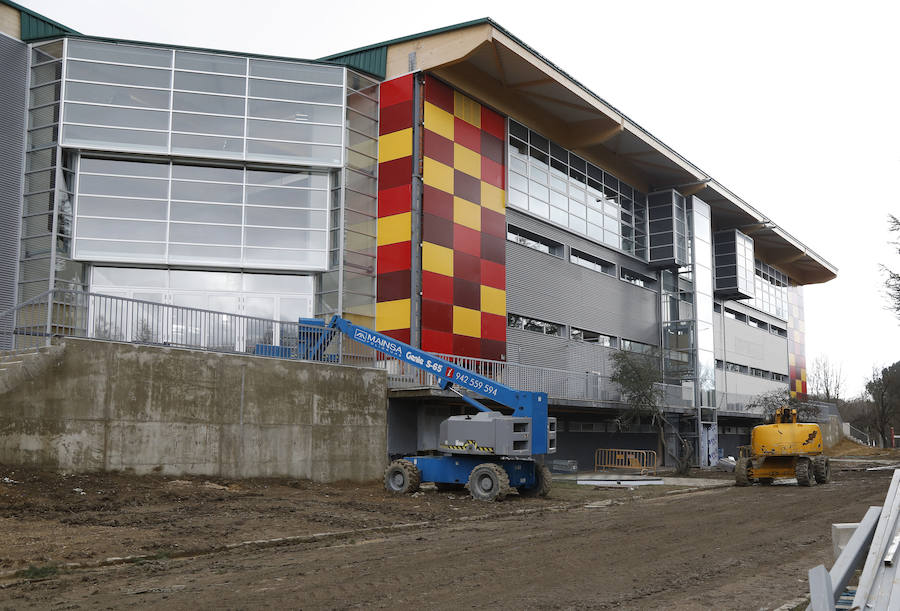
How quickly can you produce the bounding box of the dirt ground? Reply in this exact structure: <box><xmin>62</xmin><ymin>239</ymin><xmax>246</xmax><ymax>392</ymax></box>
<box><xmin>0</xmin><ymin>456</ymin><xmax>896</xmax><ymax>610</ymax></box>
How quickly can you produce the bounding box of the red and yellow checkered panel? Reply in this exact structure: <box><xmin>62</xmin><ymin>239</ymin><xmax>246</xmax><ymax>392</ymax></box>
<box><xmin>375</xmin><ymin>74</ymin><xmax>415</xmax><ymax>344</ymax></box>
<box><xmin>420</xmin><ymin>76</ymin><xmax>507</xmax><ymax>360</ymax></box>
<box><xmin>787</xmin><ymin>284</ymin><xmax>807</xmax><ymax>399</ymax></box>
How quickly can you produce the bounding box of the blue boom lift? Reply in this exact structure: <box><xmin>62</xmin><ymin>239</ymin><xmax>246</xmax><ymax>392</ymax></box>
<box><xmin>301</xmin><ymin>316</ymin><xmax>557</xmax><ymax>501</ymax></box>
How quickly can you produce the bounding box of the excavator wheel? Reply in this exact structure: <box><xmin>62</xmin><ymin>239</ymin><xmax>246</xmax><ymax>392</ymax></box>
<box><xmin>384</xmin><ymin>459</ymin><xmax>421</xmax><ymax>494</ymax></box>
<box><xmin>519</xmin><ymin>464</ymin><xmax>552</xmax><ymax>498</ymax></box>
<box><xmin>795</xmin><ymin>457</ymin><xmax>813</xmax><ymax>487</ymax></box>
<box><xmin>468</xmin><ymin>463</ymin><xmax>511</xmax><ymax>502</ymax></box>
<box><xmin>813</xmin><ymin>455</ymin><xmax>831</xmax><ymax>484</ymax></box>
<box><xmin>735</xmin><ymin>458</ymin><xmax>751</xmax><ymax>486</ymax></box>
<box><xmin>758</xmin><ymin>478</ymin><xmax>775</xmax><ymax>485</ymax></box>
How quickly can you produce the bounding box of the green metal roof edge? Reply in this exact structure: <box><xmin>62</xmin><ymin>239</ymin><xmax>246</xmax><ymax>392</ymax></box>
<box><xmin>0</xmin><ymin>0</ymin><xmax>80</xmax><ymax>39</ymax></box>
<box><xmin>30</xmin><ymin>32</ymin><xmax>345</xmax><ymax>69</ymax></box>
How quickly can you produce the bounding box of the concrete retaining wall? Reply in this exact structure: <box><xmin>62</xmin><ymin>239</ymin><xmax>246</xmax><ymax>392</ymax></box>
<box><xmin>0</xmin><ymin>339</ymin><xmax>388</xmax><ymax>482</ymax></box>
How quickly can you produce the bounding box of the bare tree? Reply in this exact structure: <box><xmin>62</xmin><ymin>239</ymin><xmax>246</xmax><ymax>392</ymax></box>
<box><xmin>609</xmin><ymin>349</ymin><xmax>693</xmax><ymax>474</ymax></box>
<box><xmin>865</xmin><ymin>361</ymin><xmax>900</xmax><ymax>446</ymax></box>
<box><xmin>883</xmin><ymin>214</ymin><xmax>900</xmax><ymax>319</ymax></box>
<box><xmin>745</xmin><ymin>388</ymin><xmax>821</xmax><ymax>422</ymax></box>
<box><xmin>808</xmin><ymin>355</ymin><xmax>845</xmax><ymax>402</ymax></box>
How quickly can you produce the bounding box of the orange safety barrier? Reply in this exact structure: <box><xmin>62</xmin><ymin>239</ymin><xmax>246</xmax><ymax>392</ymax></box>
<box><xmin>594</xmin><ymin>448</ymin><xmax>657</xmax><ymax>475</ymax></box>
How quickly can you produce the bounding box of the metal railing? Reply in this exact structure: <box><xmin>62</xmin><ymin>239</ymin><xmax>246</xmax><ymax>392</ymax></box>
<box><xmin>0</xmin><ymin>289</ymin><xmax>375</xmax><ymax>366</ymax></box>
<box><xmin>0</xmin><ymin>289</ymin><xmax>769</xmax><ymax>413</ymax></box>
<box><xmin>594</xmin><ymin>448</ymin><xmax>658</xmax><ymax>475</ymax></box>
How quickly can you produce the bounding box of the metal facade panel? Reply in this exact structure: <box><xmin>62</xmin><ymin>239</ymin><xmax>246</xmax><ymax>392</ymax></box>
<box><xmin>505</xmin><ymin>210</ymin><xmax>659</xmax><ymax>349</ymax></box>
<box><xmin>0</xmin><ymin>33</ymin><xmax>26</xmax><ymax>347</ymax></box>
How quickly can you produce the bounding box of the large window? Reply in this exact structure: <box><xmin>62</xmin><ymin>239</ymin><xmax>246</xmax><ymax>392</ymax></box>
<box><xmin>73</xmin><ymin>157</ymin><xmax>330</xmax><ymax>270</ymax></box>
<box><xmin>748</xmin><ymin>260</ymin><xmax>789</xmax><ymax>320</ymax></box>
<box><xmin>61</xmin><ymin>40</ymin><xmax>346</xmax><ymax>165</ymax></box>
<box><xmin>507</xmin><ymin>119</ymin><xmax>647</xmax><ymax>259</ymax></box>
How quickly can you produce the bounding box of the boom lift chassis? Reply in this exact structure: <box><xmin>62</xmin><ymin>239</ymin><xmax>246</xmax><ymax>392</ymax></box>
<box><xmin>302</xmin><ymin>316</ymin><xmax>557</xmax><ymax>501</ymax></box>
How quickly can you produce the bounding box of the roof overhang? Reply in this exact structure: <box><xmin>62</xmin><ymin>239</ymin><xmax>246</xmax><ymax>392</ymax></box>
<box><xmin>359</xmin><ymin>20</ymin><xmax>836</xmax><ymax>285</ymax></box>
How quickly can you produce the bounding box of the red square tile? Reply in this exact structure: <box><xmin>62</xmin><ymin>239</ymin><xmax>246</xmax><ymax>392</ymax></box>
<box><xmin>378</xmin><ymin>183</ymin><xmax>411</xmax><ymax>217</ymax></box>
<box><xmin>453</xmin><ymin>334</ymin><xmax>481</xmax><ymax>358</ymax></box>
<box><xmin>480</xmin><ymin>234</ymin><xmax>506</xmax><ymax>264</ymax></box>
<box><xmin>377</xmin><ymin>270</ymin><xmax>411</xmax><ymax>302</ymax></box>
<box><xmin>422</xmin><ymin>270</ymin><xmax>453</xmax><ymax>304</ymax></box>
<box><xmin>423</xmin><ymin>184</ymin><xmax>453</xmax><ymax>220</ymax></box>
<box><xmin>481</xmin><ymin>157</ymin><xmax>504</xmax><ymax>189</ymax></box>
<box><xmin>480</xmin><ymin>132</ymin><xmax>504</xmax><ymax>165</ymax></box>
<box><xmin>453</xmin><ymin>251</ymin><xmax>481</xmax><ymax>283</ymax></box>
<box><xmin>376</xmin><ymin>242</ymin><xmax>411</xmax><ymax>274</ymax></box>
<box><xmin>480</xmin><ymin>259</ymin><xmax>505</xmax><ymax>290</ymax></box>
<box><xmin>454</xmin><ymin>170</ymin><xmax>481</xmax><ymax>204</ymax></box>
<box><xmin>453</xmin><ymin>117</ymin><xmax>481</xmax><ymax>153</ymax></box>
<box><xmin>424</xmin><ymin>129</ymin><xmax>454</xmax><ymax>166</ymax></box>
<box><xmin>423</xmin><ymin>213</ymin><xmax>454</xmax><ymax>249</ymax></box>
<box><xmin>481</xmin><ymin>312</ymin><xmax>507</xmax><ymax>342</ymax></box>
<box><xmin>453</xmin><ymin>223</ymin><xmax>481</xmax><ymax>257</ymax></box>
<box><xmin>424</xmin><ymin>75</ymin><xmax>454</xmax><ymax>113</ymax></box>
<box><xmin>380</xmin><ymin>74</ymin><xmax>414</xmax><ymax>107</ymax></box>
<box><xmin>481</xmin><ymin>106</ymin><xmax>505</xmax><ymax>140</ymax></box>
<box><xmin>422</xmin><ymin>328</ymin><xmax>454</xmax><ymax>355</ymax></box>
<box><xmin>379</xmin><ymin>100</ymin><xmax>414</xmax><ymax>135</ymax></box>
<box><xmin>378</xmin><ymin>156</ymin><xmax>412</xmax><ymax>190</ymax></box>
<box><xmin>481</xmin><ymin>207</ymin><xmax>506</xmax><ymax>238</ymax></box>
<box><xmin>480</xmin><ymin>338</ymin><xmax>506</xmax><ymax>361</ymax></box>
<box><xmin>422</xmin><ymin>299</ymin><xmax>453</xmax><ymax>333</ymax></box>
<box><xmin>382</xmin><ymin>328</ymin><xmax>411</xmax><ymax>343</ymax></box>
<box><xmin>453</xmin><ymin>277</ymin><xmax>480</xmax><ymax>310</ymax></box>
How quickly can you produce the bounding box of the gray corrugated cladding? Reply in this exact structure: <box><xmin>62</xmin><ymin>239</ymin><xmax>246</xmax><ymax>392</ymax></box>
<box><xmin>0</xmin><ymin>33</ymin><xmax>26</xmax><ymax>348</ymax></box>
<box><xmin>505</xmin><ymin>208</ymin><xmax>659</xmax><ymax>369</ymax></box>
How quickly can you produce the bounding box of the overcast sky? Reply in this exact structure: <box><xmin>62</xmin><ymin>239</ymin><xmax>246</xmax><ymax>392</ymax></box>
<box><xmin>22</xmin><ymin>0</ymin><xmax>900</xmax><ymax>396</ymax></box>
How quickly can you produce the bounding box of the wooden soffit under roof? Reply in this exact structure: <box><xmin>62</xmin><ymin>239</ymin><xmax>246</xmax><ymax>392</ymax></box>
<box><xmin>380</xmin><ymin>22</ymin><xmax>836</xmax><ymax>285</ymax></box>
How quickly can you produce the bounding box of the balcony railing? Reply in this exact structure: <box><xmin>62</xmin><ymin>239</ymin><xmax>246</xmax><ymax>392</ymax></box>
<box><xmin>0</xmin><ymin>289</ymin><xmax>764</xmax><ymax>413</ymax></box>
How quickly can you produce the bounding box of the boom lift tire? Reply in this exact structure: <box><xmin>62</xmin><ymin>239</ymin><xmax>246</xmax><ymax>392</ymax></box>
<box><xmin>813</xmin><ymin>455</ymin><xmax>831</xmax><ymax>484</ymax></box>
<box><xmin>384</xmin><ymin>459</ymin><xmax>421</xmax><ymax>494</ymax></box>
<box><xmin>518</xmin><ymin>464</ymin><xmax>552</xmax><ymax>497</ymax></box>
<box><xmin>795</xmin><ymin>457</ymin><xmax>813</xmax><ymax>487</ymax></box>
<box><xmin>735</xmin><ymin>458</ymin><xmax>751</xmax><ymax>486</ymax></box>
<box><xmin>468</xmin><ymin>463</ymin><xmax>510</xmax><ymax>502</ymax></box>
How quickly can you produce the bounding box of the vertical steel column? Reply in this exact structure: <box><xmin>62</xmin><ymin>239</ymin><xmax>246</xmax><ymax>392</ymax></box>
<box><xmin>409</xmin><ymin>72</ymin><xmax>425</xmax><ymax>349</ymax></box>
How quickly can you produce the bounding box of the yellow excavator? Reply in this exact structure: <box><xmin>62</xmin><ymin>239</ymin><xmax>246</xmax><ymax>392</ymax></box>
<box><xmin>735</xmin><ymin>406</ymin><xmax>831</xmax><ymax>486</ymax></box>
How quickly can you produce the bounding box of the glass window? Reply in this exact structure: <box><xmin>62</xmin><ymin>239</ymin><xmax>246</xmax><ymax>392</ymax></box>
<box><xmin>247</xmin><ymin>119</ymin><xmax>341</xmax><ymax>144</ymax></box>
<box><xmin>65</xmin><ymin>81</ymin><xmax>170</xmax><ymax>109</ymax></box>
<box><xmin>171</xmin><ymin>133</ymin><xmax>244</xmax><ymax>156</ymax></box>
<box><xmin>249</xmin><ymin>79</ymin><xmax>342</xmax><ymax>104</ymax></box>
<box><xmin>173</xmin><ymin>71</ymin><xmax>245</xmax><ymax>95</ymax></box>
<box><xmin>245</xmin><ymin>139</ymin><xmax>341</xmax><ymax>164</ymax></box>
<box><xmin>62</xmin><ymin>124</ymin><xmax>168</xmax><ymax>152</ymax></box>
<box><xmin>171</xmin><ymin>180</ymin><xmax>242</xmax><ymax>203</ymax></box>
<box><xmin>249</xmin><ymin>59</ymin><xmax>342</xmax><ymax>85</ymax></box>
<box><xmin>174</xmin><ymin>51</ymin><xmax>245</xmax><ymax>75</ymax></box>
<box><xmin>80</xmin><ymin>157</ymin><xmax>168</xmax><ymax>177</ymax></box>
<box><xmin>173</xmin><ymin>92</ymin><xmax>245</xmax><ymax>116</ymax></box>
<box><xmin>79</xmin><ymin>174</ymin><xmax>169</xmax><ymax>199</ymax></box>
<box><xmin>172</xmin><ymin>112</ymin><xmax>244</xmax><ymax>136</ymax></box>
<box><xmin>245</xmin><ymin>207</ymin><xmax>326</xmax><ymax>228</ymax></box>
<box><xmin>64</xmin><ymin>103</ymin><xmax>169</xmax><ymax>131</ymax></box>
<box><xmin>67</xmin><ymin>60</ymin><xmax>171</xmax><ymax>88</ymax></box>
<box><xmin>67</xmin><ymin>40</ymin><xmax>172</xmax><ymax>67</ymax></box>
<box><xmin>78</xmin><ymin>196</ymin><xmax>168</xmax><ymax>220</ymax></box>
<box><xmin>170</xmin><ymin>202</ymin><xmax>242</xmax><ymax>224</ymax></box>
<box><xmin>248</xmin><ymin>98</ymin><xmax>342</xmax><ymax>124</ymax></box>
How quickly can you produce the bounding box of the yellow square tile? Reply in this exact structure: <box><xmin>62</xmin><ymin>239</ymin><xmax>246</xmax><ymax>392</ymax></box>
<box><xmin>378</xmin><ymin>128</ymin><xmax>413</xmax><ymax>164</ymax></box>
<box><xmin>453</xmin><ymin>143</ymin><xmax>481</xmax><ymax>179</ymax></box>
<box><xmin>376</xmin><ymin>299</ymin><xmax>410</xmax><ymax>332</ymax></box>
<box><xmin>376</xmin><ymin>212</ymin><xmax>411</xmax><ymax>246</ymax></box>
<box><xmin>424</xmin><ymin>101</ymin><xmax>454</xmax><ymax>140</ymax></box>
<box><xmin>481</xmin><ymin>182</ymin><xmax>505</xmax><ymax>214</ymax></box>
<box><xmin>422</xmin><ymin>241</ymin><xmax>453</xmax><ymax>276</ymax></box>
<box><xmin>453</xmin><ymin>91</ymin><xmax>481</xmax><ymax>128</ymax></box>
<box><xmin>423</xmin><ymin>157</ymin><xmax>454</xmax><ymax>193</ymax></box>
<box><xmin>480</xmin><ymin>285</ymin><xmax>506</xmax><ymax>316</ymax></box>
<box><xmin>453</xmin><ymin>197</ymin><xmax>481</xmax><ymax>231</ymax></box>
<box><xmin>788</xmin><ymin>354</ymin><xmax>796</xmax><ymax>367</ymax></box>
<box><xmin>801</xmin><ymin>369</ymin><xmax>807</xmax><ymax>382</ymax></box>
<box><xmin>453</xmin><ymin>305</ymin><xmax>481</xmax><ymax>338</ymax></box>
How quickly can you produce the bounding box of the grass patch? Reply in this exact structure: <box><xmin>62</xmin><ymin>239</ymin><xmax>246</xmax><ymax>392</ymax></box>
<box><xmin>18</xmin><ymin>564</ymin><xmax>58</xmax><ymax>579</ymax></box>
